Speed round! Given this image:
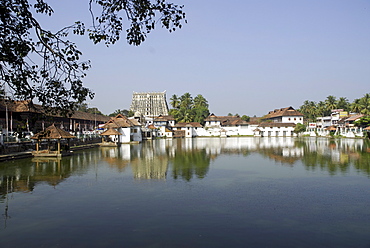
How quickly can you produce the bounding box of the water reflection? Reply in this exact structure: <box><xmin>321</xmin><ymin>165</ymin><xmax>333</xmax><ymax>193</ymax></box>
<box><xmin>0</xmin><ymin>138</ymin><xmax>369</xmax><ymax>197</ymax></box>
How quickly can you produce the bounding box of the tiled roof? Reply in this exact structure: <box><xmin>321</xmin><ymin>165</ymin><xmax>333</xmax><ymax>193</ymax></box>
<box><xmin>0</xmin><ymin>99</ymin><xmax>110</xmax><ymax>122</ymax></box>
<box><xmin>204</xmin><ymin>114</ymin><xmax>248</xmax><ymax>126</ymax></box>
<box><xmin>153</xmin><ymin>115</ymin><xmax>174</xmax><ymax>121</ymax></box>
<box><xmin>174</xmin><ymin>122</ymin><xmax>202</xmax><ymax>128</ymax></box>
<box><xmin>100</xmin><ymin>128</ymin><xmax>122</xmax><ymax>136</ymax></box>
<box><xmin>345</xmin><ymin>114</ymin><xmax>364</xmax><ymax>121</ymax></box>
<box><xmin>258</xmin><ymin>123</ymin><xmax>296</xmax><ymax>127</ymax></box>
<box><xmin>32</xmin><ymin>124</ymin><xmax>76</xmax><ymax>140</ymax></box>
<box><xmin>103</xmin><ymin>114</ymin><xmax>139</xmax><ymax>128</ymax></box>
<box><xmin>264</xmin><ymin>106</ymin><xmax>303</xmax><ymax>119</ymax></box>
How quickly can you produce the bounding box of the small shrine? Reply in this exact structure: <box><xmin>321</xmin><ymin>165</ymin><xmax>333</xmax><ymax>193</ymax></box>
<box><xmin>99</xmin><ymin>128</ymin><xmax>121</xmax><ymax>147</ymax></box>
<box><xmin>32</xmin><ymin>124</ymin><xmax>76</xmax><ymax>157</ymax></box>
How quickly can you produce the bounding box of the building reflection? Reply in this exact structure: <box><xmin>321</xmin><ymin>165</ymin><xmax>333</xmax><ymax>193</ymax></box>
<box><xmin>0</xmin><ymin>138</ymin><xmax>369</xmax><ymax>196</ymax></box>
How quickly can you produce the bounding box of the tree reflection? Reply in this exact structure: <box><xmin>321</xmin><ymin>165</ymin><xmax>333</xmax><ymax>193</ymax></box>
<box><xmin>171</xmin><ymin>149</ymin><xmax>210</xmax><ymax>181</ymax></box>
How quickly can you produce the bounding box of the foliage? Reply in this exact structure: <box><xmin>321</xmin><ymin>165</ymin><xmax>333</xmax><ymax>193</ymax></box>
<box><xmin>76</xmin><ymin>103</ymin><xmax>104</xmax><ymax>115</ymax></box>
<box><xmin>299</xmin><ymin>93</ymin><xmax>370</xmax><ymax>123</ymax></box>
<box><xmin>294</xmin><ymin>123</ymin><xmax>306</xmax><ymax>134</ymax></box>
<box><xmin>169</xmin><ymin>93</ymin><xmax>209</xmax><ymax>124</ymax></box>
<box><xmin>108</xmin><ymin>109</ymin><xmax>134</xmax><ymax>117</ymax></box>
<box><xmin>354</xmin><ymin>116</ymin><xmax>370</xmax><ymax>127</ymax></box>
<box><xmin>241</xmin><ymin>115</ymin><xmax>250</xmax><ymax>122</ymax></box>
<box><xmin>0</xmin><ymin>0</ymin><xmax>186</xmax><ymax>116</ymax></box>
<box><xmin>352</xmin><ymin>93</ymin><xmax>370</xmax><ymax>115</ymax></box>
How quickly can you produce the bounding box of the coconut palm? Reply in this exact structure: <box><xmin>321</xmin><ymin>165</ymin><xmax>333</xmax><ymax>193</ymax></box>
<box><xmin>317</xmin><ymin>101</ymin><xmax>329</xmax><ymax>117</ymax></box>
<box><xmin>351</xmin><ymin>98</ymin><xmax>362</xmax><ymax>113</ymax></box>
<box><xmin>325</xmin><ymin>95</ymin><xmax>337</xmax><ymax>112</ymax></box>
<box><xmin>180</xmin><ymin>93</ymin><xmax>193</xmax><ymax>109</ymax></box>
<box><xmin>359</xmin><ymin>93</ymin><xmax>370</xmax><ymax>115</ymax></box>
<box><xmin>337</xmin><ymin>97</ymin><xmax>350</xmax><ymax>111</ymax></box>
<box><xmin>193</xmin><ymin>94</ymin><xmax>208</xmax><ymax>108</ymax></box>
<box><xmin>170</xmin><ymin>94</ymin><xmax>180</xmax><ymax>109</ymax></box>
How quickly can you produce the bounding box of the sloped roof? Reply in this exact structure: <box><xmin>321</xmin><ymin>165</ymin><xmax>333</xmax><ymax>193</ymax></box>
<box><xmin>364</xmin><ymin>126</ymin><xmax>370</xmax><ymax>130</ymax></box>
<box><xmin>204</xmin><ymin>114</ymin><xmax>248</xmax><ymax>126</ymax></box>
<box><xmin>345</xmin><ymin>114</ymin><xmax>364</xmax><ymax>121</ymax></box>
<box><xmin>103</xmin><ymin>114</ymin><xmax>138</xmax><ymax>129</ymax></box>
<box><xmin>174</xmin><ymin>122</ymin><xmax>203</xmax><ymax>128</ymax></box>
<box><xmin>325</xmin><ymin>126</ymin><xmax>337</xmax><ymax>131</ymax></box>
<box><xmin>258</xmin><ymin>123</ymin><xmax>296</xmax><ymax>127</ymax></box>
<box><xmin>153</xmin><ymin>115</ymin><xmax>174</xmax><ymax>121</ymax></box>
<box><xmin>264</xmin><ymin>106</ymin><xmax>303</xmax><ymax>119</ymax></box>
<box><xmin>100</xmin><ymin>128</ymin><xmax>122</xmax><ymax>136</ymax></box>
<box><xmin>0</xmin><ymin>99</ymin><xmax>110</xmax><ymax>122</ymax></box>
<box><xmin>32</xmin><ymin>124</ymin><xmax>76</xmax><ymax>140</ymax></box>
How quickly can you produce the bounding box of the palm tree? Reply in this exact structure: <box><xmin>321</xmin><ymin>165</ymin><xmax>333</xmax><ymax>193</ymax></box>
<box><xmin>351</xmin><ymin>98</ymin><xmax>362</xmax><ymax>113</ymax></box>
<box><xmin>180</xmin><ymin>93</ymin><xmax>193</xmax><ymax>110</ymax></box>
<box><xmin>359</xmin><ymin>93</ymin><xmax>370</xmax><ymax>115</ymax></box>
<box><xmin>325</xmin><ymin>95</ymin><xmax>337</xmax><ymax>112</ymax></box>
<box><xmin>316</xmin><ymin>101</ymin><xmax>328</xmax><ymax>117</ymax></box>
<box><xmin>170</xmin><ymin>94</ymin><xmax>180</xmax><ymax>109</ymax></box>
<box><xmin>299</xmin><ymin>100</ymin><xmax>317</xmax><ymax>122</ymax></box>
<box><xmin>337</xmin><ymin>97</ymin><xmax>350</xmax><ymax>111</ymax></box>
<box><xmin>193</xmin><ymin>94</ymin><xmax>208</xmax><ymax>108</ymax></box>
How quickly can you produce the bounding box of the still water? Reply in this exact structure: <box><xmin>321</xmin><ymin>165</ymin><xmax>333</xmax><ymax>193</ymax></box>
<box><xmin>0</xmin><ymin>137</ymin><xmax>370</xmax><ymax>248</ymax></box>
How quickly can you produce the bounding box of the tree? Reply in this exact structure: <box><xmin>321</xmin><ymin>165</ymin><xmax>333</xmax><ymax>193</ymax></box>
<box><xmin>294</xmin><ymin>123</ymin><xmax>306</xmax><ymax>134</ymax></box>
<box><xmin>354</xmin><ymin>116</ymin><xmax>370</xmax><ymax>127</ymax></box>
<box><xmin>241</xmin><ymin>115</ymin><xmax>250</xmax><ymax>122</ymax></box>
<box><xmin>169</xmin><ymin>94</ymin><xmax>180</xmax><ymax>109</ymax></box>
<box><xmin>109</xmin><ymin>109</ymin><xmax>134</xmax><ymax>117</ymax></box>
<box><xmin>325</xmin><ymin>95</ymin><xmax>337</xmax><ymax>113</ymax></box>
<box><xmin>169</xmin><ymin>93</ymin><xmax>210</xmax><ymax>124</ymax></box>
<box><xmin>193</xmin><ymin>94</ymin><xmax>208</xmax><ymax>109</ymax></box>
<box><xmin>351</xmin><ymin>98</ymin><xmax>362</xmax><ymax>113</ymax></box>
<box><xmin>337</xmin><ymin>97</ymin><xmax>350</xmax><ymax>111</ymax></box>
<box><xmin>76</xmin><ymin>103</ymin><xmax>104</xmax><ymax>115</ymax></box>
<box><xmin>0</xmin><ymin>0</ymin><xmax>186</xmax><ymax>116</ymax></box>
<box><xmin>359</xmin><ymin>93</ymin><xmax>370</xmax><ymax>115</ymax></box>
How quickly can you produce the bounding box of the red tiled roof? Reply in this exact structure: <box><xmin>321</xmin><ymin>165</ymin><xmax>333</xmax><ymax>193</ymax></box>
<box><xmin>258</xmin><ymin>123</ymin><xmax>296</xmax><ymax>127</ymax></box>
<box><xmin>264</xmin><ymin>106</ymin><xmax>303</xmax><ymax>119</ymax></box>
<box><xmin>346</xmin><ymin>114</ymin><xmax>364</xmax><ymax>121</ymax></box>
<box><xmin>100</xmin><ymin>128</ymin><xmax>122</xmax><ymax>136</ymax></box>
<box><xmin>0</xmin><ymin>99</ymin><xmax>110</xmax><ymax>122</ymax></box>
<box><xmin>153</xmin><ymin>115</ymin><xmax>174</xmax><ymax>121</ymax></box>
<box><xmin>174</xmin><ymin>122</ymin><xmax>203</xmax><ymax>128</ymax></box>
<box><xmin>103</xmin><ymin>114</ymin><xmax>139</xmax><ymax>128</ymax></box>
<box><xmin>32</xmin><ymin>124</ymin><xmax>75</xmax><ymax>140</ymax></box>
<box><xmin>204</xmin><ymin>114</ymin><xmax>248</xmax><ymax>126</ymax></box>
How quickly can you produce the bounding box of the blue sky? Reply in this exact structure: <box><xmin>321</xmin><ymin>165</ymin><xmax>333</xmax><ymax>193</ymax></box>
<box><xmin>38</xmin><ymin>0</ymin><xmax>370</xmax><ymax>116</ymax></box>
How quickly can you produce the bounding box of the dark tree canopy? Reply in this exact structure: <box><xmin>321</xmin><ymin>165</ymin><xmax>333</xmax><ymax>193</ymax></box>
<box><xmin>169</xmin><ymin>93</ymin><xmax>210</xmax><ymax>124</ymax></box>
<box><xmin>0</xmin><ymin>0</ymin><xmax>186</xmax><ymax>116</ymax></box>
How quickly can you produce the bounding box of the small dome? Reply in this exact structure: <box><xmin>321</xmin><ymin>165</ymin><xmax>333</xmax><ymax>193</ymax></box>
<box><xmin>134</xmin><ymin>111</ymin><xmax>142</xmax><ymax>117</ymax></box>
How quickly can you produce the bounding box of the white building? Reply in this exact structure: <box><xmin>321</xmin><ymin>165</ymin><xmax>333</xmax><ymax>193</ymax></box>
<box><xmin>101</xmin><ymin>114</ymin><xmax>142</xmax><ymax>144</ymax></box>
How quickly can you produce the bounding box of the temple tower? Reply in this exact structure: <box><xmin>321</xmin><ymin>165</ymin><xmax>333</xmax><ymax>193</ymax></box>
<box><xmin>130</xmin><ymin>91</ymin><xmax>169</xmax><ymax>117</ymax></box>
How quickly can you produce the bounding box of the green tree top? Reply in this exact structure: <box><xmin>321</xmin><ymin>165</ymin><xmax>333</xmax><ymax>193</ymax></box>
<box><xmin>169</xmin><ymin>93</ymin><xmax>210</xmax><ymax>124</ymax></box>
<box><xmin>0</xmin><ymin>0</ymin><xmax>186</xmax><ymax>116</ymax></box>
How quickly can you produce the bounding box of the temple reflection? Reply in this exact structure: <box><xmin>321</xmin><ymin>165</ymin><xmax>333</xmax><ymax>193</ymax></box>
<box><xmin>0</xmin><ymin>138</ymin><xmax>369</xmax><ymax>196</ymax></box>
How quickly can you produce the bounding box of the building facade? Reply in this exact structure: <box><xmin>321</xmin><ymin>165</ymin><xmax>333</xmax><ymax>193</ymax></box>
<box><xmin>130</xmin><ymin>91</ymin><xmax>169</xmax><ymax>117</ymax></box>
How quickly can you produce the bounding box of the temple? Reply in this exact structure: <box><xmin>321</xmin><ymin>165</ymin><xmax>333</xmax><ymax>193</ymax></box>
<box><xmin>129</xmin><ymin>91</ymin><xmax>169</xmax><ymax>117</ymax></box>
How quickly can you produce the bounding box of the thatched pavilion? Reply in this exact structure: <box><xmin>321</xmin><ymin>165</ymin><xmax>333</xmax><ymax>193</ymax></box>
<box><xmin>32</xmin><ymin>124</ymin><xmax>76</xmax><ymax>157</ymax></box>
<box><xmin>99</xmin><ymin>128</ymin><xmax>121</xmax><ymax>146</ymax></box>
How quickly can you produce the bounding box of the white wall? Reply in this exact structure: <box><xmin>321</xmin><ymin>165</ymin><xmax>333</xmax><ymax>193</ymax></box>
<box><xmin>281</xmin><ymin>116</ymin><xmax>303</xmax><ymax>124</ymax></box>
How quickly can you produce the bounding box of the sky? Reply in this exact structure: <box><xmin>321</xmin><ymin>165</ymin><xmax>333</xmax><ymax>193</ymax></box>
<box><xmin>36</xmin><ymin>0</ymin><xmax>370</xmax><ymax>116</ymax></box>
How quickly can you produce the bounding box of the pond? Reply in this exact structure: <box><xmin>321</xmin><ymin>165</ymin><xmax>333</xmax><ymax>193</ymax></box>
<box><xmin>0</xmin><ymin>137</ymin><xmax>370</xmax><ymax>248</ymax></box>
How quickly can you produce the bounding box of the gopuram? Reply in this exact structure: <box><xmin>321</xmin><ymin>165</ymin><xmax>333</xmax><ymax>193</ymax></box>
<box><xmin>130</xmin><ymin>91</ymin><xmax>169</xmax><ymax>117</ymax></box>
